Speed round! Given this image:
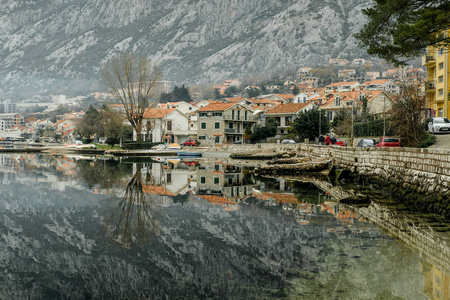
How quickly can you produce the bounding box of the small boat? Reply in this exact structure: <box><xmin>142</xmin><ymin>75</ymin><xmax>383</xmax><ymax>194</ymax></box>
<box><xmin>177</xmin><ymin>152</ymin><xmax>202</xmax><ymax>157</ymax></box>
<box><xmin>166</xmin><ymin>143</ymin><xmax>181</xmax><ymax>150</ymax></box>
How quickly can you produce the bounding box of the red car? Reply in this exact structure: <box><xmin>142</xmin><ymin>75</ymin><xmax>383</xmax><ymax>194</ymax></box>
<box><xmin>376</xmin><ymin>137</ymin><xmax>401</xmax><ymax>147</ymax></box>
<box><xmin>335</xmin><ymin>139</ymin><xmax>345</xmax><ymax>146</ymax></box>
<box><xmin>183</xmin><ymin>139</ymin><xmax>198</xmax><ymax>146</ymax></box>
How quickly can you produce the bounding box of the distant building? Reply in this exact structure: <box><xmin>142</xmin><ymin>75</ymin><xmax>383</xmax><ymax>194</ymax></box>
<box><xmin>0</xmin><ymin>113</ymin><xmax>25</xmax><ymax>131</ymax></box>
<box><xmin>52</xmin><ymin>95</ymin><xmax>67</xmax><ymax>106</ymax></box>
<box><xmin>0</xmin><ymin>100</ymin><xmax>17</xmax><ymax>114</ymax></box>
<box><xmin>352</xmin><ymin>58</ymin><xmax>366</xmax><ymax>66</ymax></box>
<box><xmin>325</xmin><ymin>81</ymin><xmax>360</xmax><ymax>93</ymax></box>
<box><xmin>329</xmin><ymin>59</ymin><xmax>349</xmax><ymax>66</ymax></box>
<box><xmin>296</xmin><ymin>67</ymin><xmax>312</xmax><ymax>79</ymax></box>
<box><xmin>223</xmin><ymin>79</ymin><xmax>241</xmax><ymax>88</ymax></box>
<box><xmin>155</xmin><ymin>81</ymin><xmax>172</xmax><ymax>94</ymax></box>
<box><xmin>365</xmin><ymin>71</ymin><xmax>380</xmax><ymax>81</ymax></box>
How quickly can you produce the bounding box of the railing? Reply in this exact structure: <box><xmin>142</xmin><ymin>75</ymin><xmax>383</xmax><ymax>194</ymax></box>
<box><xmin>224</xmin><ymin>128</ymin><xmax>241</xmax><ymax>134</ymax></box>
<box><xmin>422</xmin><ymin>55</ymin><xmax>435</xmax><ymax>65</ymax></box>
<box><xmin>425</xmin><ymin>81</ymin><xmax>435</xmax><ymax>91</ymax></box>
<box><xmin>223</xmin><ymin>114</ymin><xmax>256</xmax><ymax>121</ymax></box>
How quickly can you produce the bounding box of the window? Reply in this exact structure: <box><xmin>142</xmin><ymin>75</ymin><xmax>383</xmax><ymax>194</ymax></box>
<box><xmin>438</xmin><ymin>89</ymin><xmax>444</xmax><ymax>96</ymax></box>
<box><xmin>214</xmin><ymin>122</ymin><xmax>220</xmax><ymax>129</ymax></box>
<box><xmin>198</xmin><ymin>135</ymin><xmax>207</xmax><ymax>140</ymax></box>
<box><xmin>199</xmin><ymin>112</ymin><xmax>208</xmax><ymax>117</ymax></box>
<box><xmin>200</xmin><ymin>177</ymin><xmax>206</xmax><ymax>184</ymax></box>
<box><xmin>215</xmin><ymin>164</ymin><xmax>220</xmax><ymax>171</ymax></box>
<box><xmin>335</xmin><ymin>96</ymin><xmax>341</xmax><ymax>106</ymax></box>
<box><xmin>215</xmin><ymin>136</ymin><xmax>220</xmax><ymax>143</ymax></box>
<box><xmin>167</xmin><ymin>173</ymin><xmax>172</xmax><ymax>183</ymax></box>
<box><xmin>439</xmin><ymin>108</ymin><xmax>443</xmax><ymax>117</ymax></box>
<box><xmin>191</xmin><ymin>124</ymin><xmax>194</xmax><ymax>128</ymax></box>
<box><xmin>327</xmin><ymin>111</ymin><xmax>333</xmax><ymax>121</ymax></box>
<box><xmin>201</xmin><ymin>122</ymin><xmax>207</xmax><ymax>129</ymax></box>
<box><xmin>212</xmin><ymin>112</ymin><xmax>222</xmax><ymax>117</ymax></box>
<box><xmin>167</xmin><ymin>121</ymin><xmax>172</xmax><ymax>131</ymax></box>
<box><xmin>228</xmin><ymin>123</ymin><xmax>234</xmax><ymax>129</ymax></box>
<box><xmin>439</xmin><ymin>48</ymin><xmax>444</xmax><ymax>56</ymax></box>
<box><xmin>438</xmin><ymin>76</ymin><xmax>444</xmax><ymax>83</ymax></box>
<box><xmin>214</xmin><ymin>177</ymin><xmax>219</xmax><ymax>185</ymax></box>
<box><xmin>439</xmin><ymin>62</ymin><xmax>444</xmax><ymax>70</ymax></box>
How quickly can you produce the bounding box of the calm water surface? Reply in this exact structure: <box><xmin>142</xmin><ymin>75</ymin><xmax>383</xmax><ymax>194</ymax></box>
<box><xmin>0</xmin><ymin>153</ymin><xmax>448</xmax><ymax>300</ymax></box>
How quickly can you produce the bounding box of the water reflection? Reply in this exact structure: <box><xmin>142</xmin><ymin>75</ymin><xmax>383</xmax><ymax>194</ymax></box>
<box><xmin>103</xmin><ymin>164</ymin><xmax>161</xmax><ymax>248</ymax></box>
<box><xmin>0</xmin><ymin>153</ymin><xmax>448</xmax><ymax>299</ymax></box>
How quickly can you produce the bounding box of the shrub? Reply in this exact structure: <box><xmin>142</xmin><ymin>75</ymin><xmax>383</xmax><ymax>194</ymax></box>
<box><xmin>106</xmin><ymin>137</ymin><xmax>120</xmax><ymax>147</ymax></box>
<box><xmin>416</xmin><ymin>134</ymin><xmax>436</xmax><ymax>148</ymax></box>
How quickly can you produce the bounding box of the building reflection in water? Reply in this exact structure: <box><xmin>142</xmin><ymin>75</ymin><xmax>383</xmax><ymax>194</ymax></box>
<box><xmin>2</xmin><ymin>153</ymin><xmax>450</xmax><ymax>299</ymax></box>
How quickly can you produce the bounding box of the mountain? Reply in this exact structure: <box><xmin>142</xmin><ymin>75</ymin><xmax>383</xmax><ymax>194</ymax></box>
<box><xmin>0</xmin><ymin>0</ymin><xmax>374</xmax><ymax>99</ymax></box>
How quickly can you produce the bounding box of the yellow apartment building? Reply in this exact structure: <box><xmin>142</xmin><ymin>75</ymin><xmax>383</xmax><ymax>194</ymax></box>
<box><xmin>423</xmin><ymin>29</ymin><xmax>450</xmax><ymax>117</ymax></box>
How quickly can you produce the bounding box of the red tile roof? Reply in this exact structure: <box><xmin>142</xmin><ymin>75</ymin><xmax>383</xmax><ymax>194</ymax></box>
<box><xmin>143</xmin><ymin>108</ymin><xmax>176</xmax><ymax>118</ymax></box>
<box><xmin>197</xmin><ymin>103</ymin><xmax>236</xmax><ymax>112</ymax></box>
<box><xmin>265</xmin><ymin>103</ymin><xmax>310</xmax><ymax>114</ymax></box>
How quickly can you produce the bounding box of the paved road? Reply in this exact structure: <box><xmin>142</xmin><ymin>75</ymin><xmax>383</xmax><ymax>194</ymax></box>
<box><xmin>428</xmin><ymin>133</ymin><xmax>450</xmax><ymax>149</ymax></box>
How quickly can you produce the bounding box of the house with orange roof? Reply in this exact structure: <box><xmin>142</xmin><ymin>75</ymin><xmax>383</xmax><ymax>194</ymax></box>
<box><xmin>264</xmin><ymin>102</ymin><xmax>315</xmax><ymax>136</ymax></box>
<box><xmin>293</xmin><ymin>91</ymin><xmax>322</xmax><ymax>104</ymax></box>
<box><xmin>360</xmin><ymin>79</ymin><xmax>399</xmax><ymax>94</ymax></box>
<box><xmin>324</xmin><ymin>81</ymin><xmax>360</xmax><ymax>93</ymax></box>
<box><xmin>158</xmin><ymin>101</ymin><xmax>197</xmax><ymax>115</ymax></box>
<box><xmin>196</xmin><ymin>102</ymin><xmax>256</xmax><ymax>145</ymax></box>
<box><xmin>320</xmin><ymin>90</ymin><xmax>393</xmax><ymax>121</ymax></box>
<box><xmin>297</xmin><ymin>67</ymin><xmax>312</xmax><ymax>79</ymax></box>
<box><xmin>141</xmin><ymin>108</ymin><xmax>190</xmax><ymax>144</ymax></box>
<box><xmin>298</xmin><ymin>77</ymin><xmax>319</xmax><ymax>87</ymax></box>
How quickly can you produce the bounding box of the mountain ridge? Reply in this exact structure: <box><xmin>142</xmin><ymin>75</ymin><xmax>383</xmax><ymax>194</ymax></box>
<box><xmin>0</xmin><ymin>0</ymin><xmax>374</xmax><ymax>99</ymax></box>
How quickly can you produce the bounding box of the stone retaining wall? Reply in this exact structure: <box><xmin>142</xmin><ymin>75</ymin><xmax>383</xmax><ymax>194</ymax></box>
<box><xmin>224</xmin><ymin>143</ymin><xmax>450</xmax><ymax>215</ymax></box>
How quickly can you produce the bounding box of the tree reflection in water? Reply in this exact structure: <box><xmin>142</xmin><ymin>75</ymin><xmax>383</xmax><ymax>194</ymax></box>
<box><xmin>104</xmin><ymin>164</ymin><xmax>161</xmax><ymax>249</ymax></box>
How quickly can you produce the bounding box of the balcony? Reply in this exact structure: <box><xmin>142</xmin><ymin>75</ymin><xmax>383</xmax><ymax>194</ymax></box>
<box><xmin>425</xmin><ymin>81</ymin><xmax>435</xmax><ymax>92</ymax></box>
<box><xmin>422</xmin><ymin>55</ymin><xmax>435</xmax><ymax>66</ymax></box>
<box><xmin>224</xmin><ymin>128</ymin><xmax>241</xmax><ymax>134</ymax></box>
<box><xmin>223</xmin><ymin>114</ymin><xmax>256</xmax><ymax>122</ymax></box>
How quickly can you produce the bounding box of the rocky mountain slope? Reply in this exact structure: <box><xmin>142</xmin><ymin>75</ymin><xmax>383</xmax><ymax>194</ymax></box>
<box><xmin>0</xmin><ymin>0</ymin><xmax>373</xmax><ymax>99</ymax></box>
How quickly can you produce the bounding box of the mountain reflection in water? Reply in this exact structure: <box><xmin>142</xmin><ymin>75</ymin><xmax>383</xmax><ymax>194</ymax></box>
<box><xmin>0</xmin><ymin>153</ymin><xmax>447</xmax><ymax>299</ymax></box>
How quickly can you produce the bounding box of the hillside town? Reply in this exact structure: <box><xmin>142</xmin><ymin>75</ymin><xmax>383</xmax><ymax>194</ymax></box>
<box><xmin>0</xmin><ymin>59</ymin><xmax>430</xmax><ymax>147</ymax></box>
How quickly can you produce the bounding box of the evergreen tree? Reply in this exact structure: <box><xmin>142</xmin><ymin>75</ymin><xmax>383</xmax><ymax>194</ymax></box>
<box><xmin>214</xmin><ymin>88</ymin><xmax>222</xmax><ymax>100</ymax></box>
<box><xmin>292</xmin><ymin>85</ymin><xmax>300</xmax><ymax>96</ymax></box>
<box><xmin>355</xmin><ymin>0</ymin><xmax>450</xmax><ymax>65</ymax></box>
<box><xmin>289</xmin><ymin>108</ymin><xmax>330</xmax><ymax>140</ymax></box>
<box><xmin>171</xmin><ymin>85</ymin><xmax>192</xmax><ymax>102</ymax></box>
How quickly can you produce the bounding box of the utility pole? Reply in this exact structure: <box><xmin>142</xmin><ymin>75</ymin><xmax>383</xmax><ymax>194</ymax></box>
<box><xmin>351</xmin><ymin>101</ymin><xmax>354</xmax><ymax>147</ymax></box>
<box><xmin>383</xmin><ymin>94</ymin><xmax>386</xmax><ymax>136</ymax></box>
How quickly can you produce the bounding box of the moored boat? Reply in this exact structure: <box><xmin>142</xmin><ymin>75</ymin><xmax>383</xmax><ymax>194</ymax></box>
<box><xmin>177</xmin><ymin>152</ymin><xmax>202</xmax><ymax>157</ymax></box>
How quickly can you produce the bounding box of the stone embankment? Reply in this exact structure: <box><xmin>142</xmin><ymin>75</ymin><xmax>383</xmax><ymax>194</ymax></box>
<box><xmin>226</xmin><ymin>143</ymin><xmax>450</xmax><ymax>216</ymax></box>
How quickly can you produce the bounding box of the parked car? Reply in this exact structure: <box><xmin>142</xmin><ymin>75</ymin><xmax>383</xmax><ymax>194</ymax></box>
<box><xmin>428</xmin><ymin>117</ymin><xmax>450</xmax><ymax>134</ymax></box>
<box><xmin>334</xmin><ymin>139</ymin><xmax>345</xmax><ymax>146</ymax></box>
<box><xmin>233</xmin><ymin>140</ymin><xmax>243</xmax><ymax>144</ymax></box>
<box><xmin>357</xmin><ymin>138</ymin><xmax>377</xmax><ymax>148</ymax></box>
<box><xmin>376</xmin><ymin>137</ymin><xmax>401</xmax><ymax>147</ymax></box>
<box><xmin>281</xmin><ymin>139</ymin><xmax>296</xmax><ymax>144</ymax></box>
<box><xmin>183</xmin><ymin>139</ymin><xmax>198</xmax><ymax>146</ymax></box>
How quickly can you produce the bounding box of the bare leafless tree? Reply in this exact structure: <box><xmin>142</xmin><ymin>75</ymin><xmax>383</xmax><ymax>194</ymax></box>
<box><xmin>104</xmin><ymin>165</ymin><xmax>161</xmax><ymax>248</ymax></box>
<box><xmin>390</xmin><ymin>76</ymin><xmax>427</xmax><ymax>147</ymax></box>
<box><xmin>101</xmin><ymin>53</ymin><xmax>161</xmax><ymax>142</ymax></box>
